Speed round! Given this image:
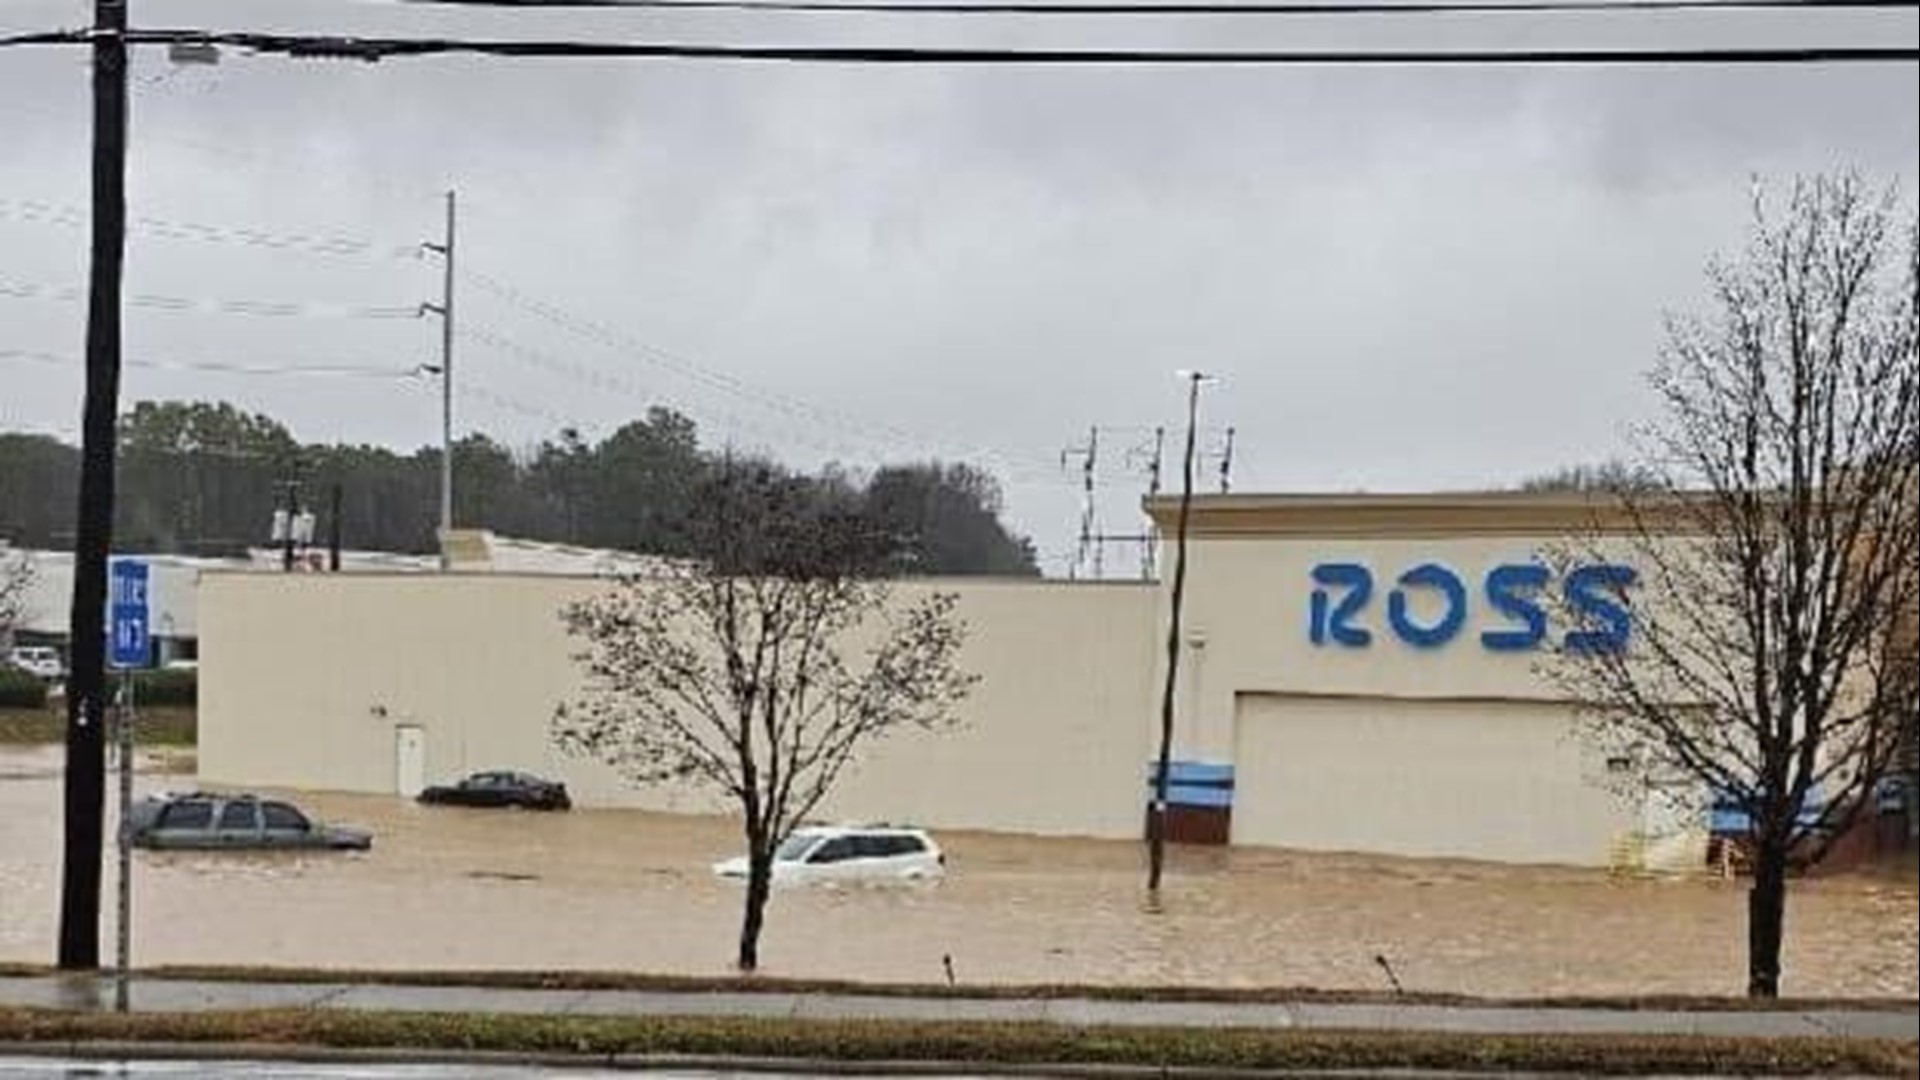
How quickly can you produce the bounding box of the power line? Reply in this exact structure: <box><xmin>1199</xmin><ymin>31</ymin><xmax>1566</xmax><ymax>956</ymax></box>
<box><xmin>116</xmin><ymin>29</ymin><xmax>1920</xmax><ymax>64</ymax></box>
<box><xmin>460</xmin><ymin>267</ymin><xmax>1064</xmax><ymax>477</ymax></box>
<box><xmin>4</xmin><ymin>28</ymin><xmax>1908</xmax><ymax>63</ymax></box>
<box><xmin>463</xmin><ymin>269</ymin><xmax>936</xmax><ymax>448</ymax></box>
<box><xmin>458</xmin><ymin>380</ymin><xmax>590</xmax><ymax>431</ymax></box>
<box><xmin>456</xmin><ymin>322</ymin><xmax>887</xmax><ymax>461</ymax></box>
<box><xmin>0</xmin><ymin>197</ymin><xmax>420</xmax><ymax>261</ymax></box>
<box><xmin>7</xmin><ymin>189</ymin><xmax>1065</xmax><ymax>478</ymax></box>
<box><xmin>0</xmin><ymin>29</ymin><xmax>82</xmax><ymax>49</ymax></box>
<box><xmin>460</xmin><ymin>269</ymin><xmax>887</xmax><ymax>438</ymax></box>
<box><xmin>0</xmin><ymin>346</ymin><xmax>425</xmax><ymax>379</ymax></box>
<box><xmin>393</xmin><ymin>0</ymin><xmax>1920</xmax><ymax>16</ymax></box>
<box><xmin>0</xmin><ymin>280</ymin><xmax>422</xmax><ymax>320</ymax></box>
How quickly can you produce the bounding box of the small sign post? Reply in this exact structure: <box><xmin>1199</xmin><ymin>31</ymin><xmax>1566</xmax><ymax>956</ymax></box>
<box><xmin>108</xmin><ymin>560</ymin><xmax>149</xmax><ymax>1011</ymax></box>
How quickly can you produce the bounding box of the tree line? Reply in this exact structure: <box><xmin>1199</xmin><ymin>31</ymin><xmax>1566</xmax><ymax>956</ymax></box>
<box><xmin>0</xmin><ymin>399</ymin><xmax>1039</xmax><ymax>576</ymax></box>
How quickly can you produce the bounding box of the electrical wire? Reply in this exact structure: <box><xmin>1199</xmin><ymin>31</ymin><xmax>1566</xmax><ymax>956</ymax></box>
<box><xmin>392</xmin><ymin>0</ymin><xmax>1920</xmax><ymax>16</ymax></box>
<box><xmin>458</xmin><ymin>380</ymin><xmax>596</xmax><ymax>431</ymax></box>
<box><xmin>0</xmin><ymin>198</ymin><xmax>420</xmax><ymax>261</ymax></box>
<box><xmin>460</xmin><ymin>267</ymin><xmax>1068</xmax><ymax>479</ymax></box>
<box><xmin>461</xmin><ymin>269</ymin><xmax>930</xmax><ymax>448</ymax></box>
<box><xmin>3</xmin><ymin>191</ymin><xmax>1066</xmax><ymax>479</ymax></box>
<box><xmin>0</xmin><ymin>346</ymin><xmax>425</xmax><ymax>379</ymax></box>
<box><xmin>4</xmin><ymin>26</ymin><xmax>1907</xmax><ymax>63</ymax></box>
<box><xmin>113</xmin><ymin>28</ymin><xmax>1920</xmax><ymax>63</ymax></box>
<box><xmin>0</xmin><ymin>281</ymin><xmax>423</xmax><ymax>320</ymax></box>
<box><xmin>457</xmin><ymin>322</ymin><xmax>905</xmax><ymax>462</ymax></box>
<box><xmin>0</xmin><ymin>29</ymin><xmax>81</xmax><ymax>49</ymax></box>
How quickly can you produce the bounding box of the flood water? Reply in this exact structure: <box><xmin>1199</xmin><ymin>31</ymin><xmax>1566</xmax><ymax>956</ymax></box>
<box><xmin>1</xmin><ymin>748</ymin><xmax>1914</xmax><ymax>998</ymax></box>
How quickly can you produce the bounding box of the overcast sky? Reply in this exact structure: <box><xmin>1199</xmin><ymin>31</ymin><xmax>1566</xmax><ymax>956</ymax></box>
<box><xmin>2</xmin><ymin>0</ymin><xmax>1916</xmax><ymax>573</ymax></box>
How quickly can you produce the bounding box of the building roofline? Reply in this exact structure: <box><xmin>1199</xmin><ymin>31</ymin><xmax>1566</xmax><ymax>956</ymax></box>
<box><xmin>195</xmin><ymin>567</ymin><xmax>1150</xmax><ymax>588</ymax></box>
<box><xmin>1142</xmin><ymin>489</ymin><xmax>1706</xmax><ymax>539</ymax></box>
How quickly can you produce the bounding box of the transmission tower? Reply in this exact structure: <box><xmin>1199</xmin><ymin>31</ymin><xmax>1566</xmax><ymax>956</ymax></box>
<box><xmin>1060</xmin><ymin>424</ymin><xmax>1176</xmax><ymax>581</ymax></box>
<box><xmin>1059</xmin><ymin>426</ymin><xmax>1098</xmax><ymax>581</ymax></box>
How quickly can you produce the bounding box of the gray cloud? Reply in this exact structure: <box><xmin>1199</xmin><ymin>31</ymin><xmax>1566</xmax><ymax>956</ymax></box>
<box><xmin>0</xmin><ymin>0</ymin><xmax>1915</xmax><ymax>570</ymax></box>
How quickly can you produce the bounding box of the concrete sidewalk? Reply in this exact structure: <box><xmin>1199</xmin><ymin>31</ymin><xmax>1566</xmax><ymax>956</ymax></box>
<box><xmin>1</xmin><ymin>976</ymin><xmax>1914</xmax><ymax>1041</ymax></box>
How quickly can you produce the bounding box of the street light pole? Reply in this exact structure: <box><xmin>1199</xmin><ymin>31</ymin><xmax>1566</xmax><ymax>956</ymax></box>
<box><xmin>1148</xmin><ymin>370</ymin><xmax>1211</xmax><ymax>899</ymax></box>
<box><xmin>59</xmin><ymin>0</ymin><xmax>128</xmax><ymax>971</ymax></box>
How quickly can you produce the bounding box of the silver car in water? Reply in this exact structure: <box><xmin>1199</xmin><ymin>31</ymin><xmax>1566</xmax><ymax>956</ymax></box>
<box><xmin>124</xmin><ymin>792</ymin><xmax>372</xmax><ymax>851</ymax></box>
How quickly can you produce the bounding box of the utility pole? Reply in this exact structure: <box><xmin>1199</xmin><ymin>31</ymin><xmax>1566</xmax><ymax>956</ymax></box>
<box><xmin>1138</xmin><ymin>427</ymin><xmax>1165</xmax><ymax>580</ymax></box>
<box><xmin>422</xmin><ymin>190</ymin><xmax>456</xmax><ymax>570</ymax></box>
<box><xmin>1148</xmin><ymin>370</ymin><xmax>1212</xmax><ymax>899</ymax></box>
<box><xmin>1059</xmin><ymin>426</ymin><xmax>1099</xmax><ymax>580</ymax></box>
<box><xmin>1147</xmin><ymin>426</ymin><xmax>1165</xmax><ymax>498</ymax></box>
<box><xmin>1065</xmin><ymin>424</ymin><xmax>1177</xmax><ymax>582</ymax></box>
<box><xmin>276</xmin><ymin>479</ymin><xmax>302</xmax><ymax>572</ymax></box>
<box><xmin>1081</xmin><ymin>425</ymin><xmax>1098</xmax><ymax>579</ymax></box>
<box><xmin>113</xmin><ymin>670</ymin><xmax>133</xmax><ymax>1010</ymax></box>
<box><xmin>60</xmin><ymin>0</ymin><xmax>128</xmax><ymax>971</ymax></box>
<box><xmin>1218</xmin><ymin>426</ymin><xmax>1236</xmax><ymax>494</ymax></box>
<box><xmin>328</xmin><ymin>483</ymin><xmax>343</xmax><ymax>572</ymax></box>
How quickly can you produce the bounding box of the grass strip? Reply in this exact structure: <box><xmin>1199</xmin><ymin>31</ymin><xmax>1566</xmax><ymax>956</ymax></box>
<box><xmin>0</xmin><ymin>707</ymin><xmax>196</xmax><ymax>746</ymax></box>
<box><xmin>0</xmin><ymin>1007</ymin><xmax>1913</xmax><ymax>1075</ymax></box>
<box><xmin>0</xmin><ymin>963</ymin><xmax>1905</xmax><ymax>1014</ymax></box>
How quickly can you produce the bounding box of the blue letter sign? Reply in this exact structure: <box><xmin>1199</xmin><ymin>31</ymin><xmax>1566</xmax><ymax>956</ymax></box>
<box><xmin>109</xmin><ymin>560</ymin><xmax>150</xmax><ymax>669</ymax></box>
<box><xmin>1385</xmin><ymin>563</ymin><xmax>1468</xmax><ymax>648</ymax></box>
<box><xmin>1308</xmin><ymin>563</ymin><xmax>1373</xmax><ymax>647</ymax></box>
<box><xmin>1481</xmin><ymin>563</ymin><xmax>1551</xmax><ymax>652</ymax></box>
<box><xmin>1308</xmin><ymin>560</ymin><xmax>1635</xmax><ymax>654</ymax></box>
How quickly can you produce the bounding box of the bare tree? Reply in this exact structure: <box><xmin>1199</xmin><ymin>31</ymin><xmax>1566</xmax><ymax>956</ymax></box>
<box><xmin>1547</xmin><ymin>174</ymin><xmax>1918</xmax><ymax>998</ymax></box>
<box><xmin>553</xmin><ymin>460</ymin><xmax>976</xmax><ymax>971</ymax></box>
<box><xmin>1516</xmin><ymin>458</ymin><xmax>1664</xmax><ymax>494</ymax></box>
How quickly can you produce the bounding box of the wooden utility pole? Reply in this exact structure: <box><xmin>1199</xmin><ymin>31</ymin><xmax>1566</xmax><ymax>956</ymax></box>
<box><xmin>60</xmin><ymin>0</ymin><xmax>128</xmax><ymax>970</ymax></box>
<box><xmin>1148</xmin><ymin>371</ymin><xmax>1209</xmax><ymax>898</ymax></box>
<box><xmin>422</xmin><ymin>190</ymin><xmax>456</xmax><ymax>568</ymax></box>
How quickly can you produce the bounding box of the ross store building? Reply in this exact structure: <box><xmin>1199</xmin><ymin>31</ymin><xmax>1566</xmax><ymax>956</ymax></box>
<box><xmin>197</xmin><ymin>491</ymin><xmax>1724</xmax><ymax>868</ymax></box>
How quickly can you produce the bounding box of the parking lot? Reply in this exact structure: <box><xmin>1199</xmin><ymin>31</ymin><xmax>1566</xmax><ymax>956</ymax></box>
<box><xmin>1</xmin><ymin>748</ymin><xmax>1914</xmax><ymax>999</ymax></box>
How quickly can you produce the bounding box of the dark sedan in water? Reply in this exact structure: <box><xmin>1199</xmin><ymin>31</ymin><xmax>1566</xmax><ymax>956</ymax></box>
<box><xmin>124</xmin><ymin>792</ymin><xmax>372</xmax><ymax>851</ymax></box>
<box><xmin>418</xmin><ymin>771</ymin><xmax>572</xmax><ymax>811</ymax></box>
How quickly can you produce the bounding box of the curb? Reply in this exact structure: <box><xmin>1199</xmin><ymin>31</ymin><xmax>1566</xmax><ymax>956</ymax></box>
<box><xmin>0</xmin><ymin>1040</ymin><xmax>1541</xmax><ymax>1078</ymax></box>
<box><xmin>6</xmin><ymin>968</ymin><xmax>1913</xmax><ymax>1016</ymax></box>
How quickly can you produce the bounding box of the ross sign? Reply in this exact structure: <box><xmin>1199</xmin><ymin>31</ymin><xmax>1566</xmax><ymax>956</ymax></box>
<box><xmin>109</xmin><ymin>560</ymin><xmax>151</xmax><ymax>669</ymax></box>
<box><xmin>1308</xmin><ymin>561</ymin><xmax>1636</xmax><ymax>654</ymax></box>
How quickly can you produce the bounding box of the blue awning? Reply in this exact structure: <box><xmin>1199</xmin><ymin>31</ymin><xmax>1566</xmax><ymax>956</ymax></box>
<box><xmin>1164</xmin><ymin>783</ymin><xmax>1233</xmax><ymax>809</ymax></box>
<box><xmin>1147</xmin><ymin>760</ymin><xmax>1234</xmax><ymax>788</ymax></box>
<box><xmin>1710</xmin><ymin>786</ymin><xmax>1827</xmax><ymax>835</ymax></box>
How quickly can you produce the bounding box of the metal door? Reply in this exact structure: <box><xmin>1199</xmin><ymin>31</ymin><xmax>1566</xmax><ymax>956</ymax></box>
<box><xmin>395</xmin><ymin>724</ymin><xmax>427</xmax><ymax>797</ymax></box>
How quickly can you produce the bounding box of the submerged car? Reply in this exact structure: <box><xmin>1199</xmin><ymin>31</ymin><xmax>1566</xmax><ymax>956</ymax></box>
<box><xmin>6</xmin><ymin>646</ymin><xmax>63</xmax><ymax>682</ymax></box>
<box><xmin>712</xmin><ymin>824</ymin><xmax>944</xmax><ymax>884</ymax></box>
<box><xmin>125</xmin><ymin>792</ymin><xmax>371</xmax><ymax>851</ymax></box>
<box><xmin>418</xmin><ymin>770</ymin><xmax>572</xmax><ymax>811</ymax></box>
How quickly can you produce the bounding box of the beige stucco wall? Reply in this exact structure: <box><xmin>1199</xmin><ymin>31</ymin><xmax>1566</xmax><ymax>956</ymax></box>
<box><xmin>1150</xmin><ymin>516</ymin><xmax>1683</xmax><ymax>867</ymax></box>
<box><xmin>197</xmin><ymin>493</ymin><xmax>1707</xmax><ymax>864</ymax></box>
<box><xmin>198</xmin><ymin>573</ymin><xmax>1158</xmax><ymax>839</ymax></box>
<box><xmin>1166</xmin><ymin>533</ymin><xmax>1627</xmax><ymax>764</ymax></box>
<box><xmin>1232</xmin><ymin>694</ymin><xmax>1634</xmax><ymax>864</ymax></box>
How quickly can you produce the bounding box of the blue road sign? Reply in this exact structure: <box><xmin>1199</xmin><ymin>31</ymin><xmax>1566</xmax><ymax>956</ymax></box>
<box><xmin>109</xmin><ymin>560</ymin><xmax>150</xmax><ymax>669</ymax></box>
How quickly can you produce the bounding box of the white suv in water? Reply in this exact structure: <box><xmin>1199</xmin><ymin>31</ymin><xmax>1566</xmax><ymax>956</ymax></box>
<box><xmin>713</xmin><ymin>824</ymin><xmax>945</xmax><ymax>884</ymax></box>
<box><xmin>6</xmin><ymin>646</ymin><xmax>63</xmax><ymax>682</ymax></box>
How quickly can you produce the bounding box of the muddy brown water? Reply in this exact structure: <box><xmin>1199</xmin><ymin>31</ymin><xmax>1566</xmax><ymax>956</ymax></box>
<box><xmin>1</xmin><ymin>748</ymin><xmax>1914</xmax><ymax>998</ymax></box>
